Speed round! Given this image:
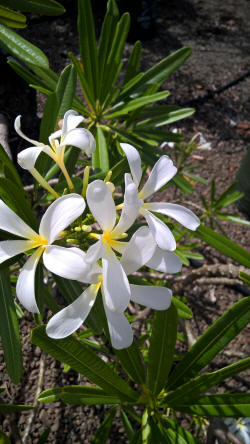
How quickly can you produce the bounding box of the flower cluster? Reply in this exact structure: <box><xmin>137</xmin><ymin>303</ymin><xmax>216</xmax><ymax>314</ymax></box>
<box><xmin>0</xmin><ymin>110</ymin><xmax>200</xmax><ymax>349</ymax></box>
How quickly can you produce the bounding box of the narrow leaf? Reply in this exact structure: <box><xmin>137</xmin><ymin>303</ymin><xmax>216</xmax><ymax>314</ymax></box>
<box><xmin>115</xmin><ymin>341</ymin><xmax>146</xmax><ymax>385</ymax></box>
<box><xmin>0</xmin><ymin>268</ymin><xmax>22</xmax><ymax>384</ymax></box>
<box><xmin>148</xmin><ymin>304</ymin><xmax>178</xmax><ymax>395</ymax></box>
<box><xmin>38</xmin><ymin>386</ymin><xmax>121</xmax><ymax>405</ymax></box>
<box><xmin>91</xmin><ymin>407</ymin><xmax>116</xmax><ymax>444</ymax></box>
<box><xmin>167</xmin><ymin>297</ymin><xmax>250</xmax><ymax>390</ymax></box>
<box><xmin>173</xmin><ymin>393</ymin><xmax>250</xmax><ymax>417</ymax></box>
<box><xmin>0</xmin><ymin>24</ymin><xmax>48</xmax><ymax>67</ymax></box>
<box><xmin>31</xmin><ymin>325</ymin><xmax>138</xmax><ymax>401</ymax></box>
<box><xmin>196</xmin><ymin>224</ymin><xmax>250</xmax><ymax>267</ymax></box>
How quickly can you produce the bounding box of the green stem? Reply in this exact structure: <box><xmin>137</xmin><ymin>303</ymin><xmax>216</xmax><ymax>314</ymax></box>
<box><xmin>30</xmin><ymin>168</ymin><xmax>59</xmax><ymax>199</ymax></box>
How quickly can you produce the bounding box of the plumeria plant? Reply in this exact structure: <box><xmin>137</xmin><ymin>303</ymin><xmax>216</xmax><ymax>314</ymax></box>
<box><xmin>0</xmin><ymin>0</ymin><xmax>250</xmax><ymax>442</ymax></box>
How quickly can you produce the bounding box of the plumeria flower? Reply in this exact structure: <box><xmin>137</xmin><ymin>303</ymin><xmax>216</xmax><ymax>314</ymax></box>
<box><xmin>120</xmin><ymin>143</ymin><xmax>200</xmax><ymax>251</ymax></box>
<box><xmin>15</xmin><ymin>110</ymin><xmax>96</xmax><ymax>193</ymax></box>
<box><xmin>0</xmin><ymin>194</ymin><xmax>85</xmax><ymax>313</ymax></box>
<box><xmin>46</xmin><ymin>226</ymin><xmax>174</xmax><ymax>349</ymax></box>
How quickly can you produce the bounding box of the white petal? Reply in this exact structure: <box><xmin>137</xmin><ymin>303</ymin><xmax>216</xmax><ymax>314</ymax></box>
<box><xmin>120</xmin><ymin>143</ymin><xmax>142</xmax><ymax>187</ymax></box>
<box><xmin>85</xmin><ymin>240</ymin><xmax>104</xmax><ymax>264</ymax></box>
<box><xmin>86</xmin><ymin>180</ymin><xmax>116</xmax><ymax>231</ymax></box>
<box><xmin>102</xmin><ymin>251</ymin><xmax>130</xmax><ymax>312</ymax></box>
<box><xmin>111</xmin><ymin>241</ymin><xmax>128</xmax><ymax>254</ymax></box>
<box><xmin>62</xmin><ymin>110</ymin><xmax>84</xmax><ymax>134</ymax></box>
<box><xmin>130</xmin><ymin>284</ymin><xmax>172</xmax><ymax>310</ymax></box>
<box><xmin>142</xmin><ymin>209</ymin><xmax>176</xmax><ymax>251</ymax></box>
<box><xmin>61</xmin><ymin>128</ymin><xmax>96</xmax><ymax>156</ymax></box>
<box><xmin>17</xmin><ymin>146</ymin><xmax>45</xmax><ymax>170</ymax></box>
<box><xmin>0</xmin><ymin>240</ymin><xmax>36</xmax><ymax>264</ymax></box>
<box><xmin>146</xmin><ymin>202</ymin><xmax>200</xmax><ymax>231</ymax></box>
<box><xmin>49</xmin><ymin>129</ymin><xmax>62</xmax><ymax>145</ymax></box>
<box><xmin>0</xmin><ymin>200</ymin><xmax>38</xmax><ymax>240</ymax></box>
<box><xmin>140</xmin><ymin>156</ymin><xmax>177</xmax><ymax>199</ymax></box>
<box><xmin>104</xmin><ymin>303</ymin><xmax>133</xmax><ymax>350</ymax></box>
<box><xmin>112</xmin><ymin>175</ymin><xmax>141</xmax><ymax>236</ymax></box>
<box><xmin>43</xmin><ymin>246</ymin><xmax>101</xmax><ymax>283</ymax></box>
<box><xmin>16</xmin><ymin>248</ymin><xmax>43</xmax><ymax>313</ymax></box>
<box><xmin>39</xmin><ymin>194</ymin><xmax>85</xmax><ymax>244</ymax></box>
<box><xmin>46</xmin><ymin>285</ymin><xmax>98</xmax><ymax>339</ymax></box>
<box><xmin>146</xmin><ymin>248</ymin><xmax>182</xmax><ymax>273</ymax></box>
<box><xmin>120</xmin><ymin>226</ymin><xmax>156</xmax><ymax>275</ymax></box>
<box><xmin>14</xmin><ymin>115</ymin><xmax>41</xmax><ymax>146</ymax></box>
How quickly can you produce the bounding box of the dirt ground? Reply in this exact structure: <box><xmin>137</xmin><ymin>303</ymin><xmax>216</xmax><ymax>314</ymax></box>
<box><xmin>0</xmin><ymin>0</ymin><xmax>250</xmax><ymax>442</ymax></box>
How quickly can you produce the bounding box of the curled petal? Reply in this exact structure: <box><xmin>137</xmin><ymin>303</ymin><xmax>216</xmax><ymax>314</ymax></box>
<box><xmin>87</xmin><ymin>180</ymin><xmax>116</xmax><ymax>231</ymax></box>
<box><xmin>39</xmin><ymin>194</ymin><xmax>85</xmax><ymax>244</ymax></box>
<box><xmin>146</xmin><ymin>248</ymin><xmax>182</xmax><ymax>273</ymax></box>
<box><xmin>146</xmin><ymin>202</ymin><xmax>200</xmax><ymax>230</ymax></box>
<box><xmin>49</xmin><ymin>129</ymin><xmax>62</xmax><ymax>146</ymax></box>
<box><xmin>46</xmin><ymin>284</ymin><xmax>98</xmax><ymax>339</ymax></box>
<box><xmin>104</xmin><ymin>302</ymin><xmax>133</xmax><ymax>350</ymax></box>
<box><xmin>142</xmin><ymin>209</ymin><xmax>176</xmax><ymax>251</ymax></box>
<box><xmin>17</xmin><ymin>146</ymin><xmax>45</xmax><ymax>170</ymax></box>
<box><xmin>14</xmin><ymin>115</ymin><xmax>41</xmax><ymax>146</ymax></box>
<box><xmin>61</xmin><ymin>128</ymin><xmax>96</xmax><ymax>156</ymax></box>
<box><xmin>112</xmin><ymin>175</ymin><xmax>141</xmax><ymax>236</ymax></box>
<box><xmin>120</xmin><ymin>143</ymin><xmax>142</xmax><ymax>187</ymax></box>
<box><xmin>0</xmin><ymin>200</ymin><xmax>38</xmax><ymax>240</ymax></box>
<box><xmin>140</xmin><ymin>156</ymin><xmax>177</xmax><ymax>200</ymax></box>
<box><xmin>102</xmin><ymin>251</ymin><xmax>130</xmax><ymax>312</ymax></box>
<box><xmin>62</xmin><ymin>110</ymin><xmax>84</xmax><ymax>135</ymax></box>
<box><xmin>16</xmin><ymin>247</ymin><xmax>43</xmax><ymax>313</ymax></box>
<box><xmin>43</xmin><ymin>246</ymin><xmax>101</xmax><ymax>283</ymax></box>
<box><xmin>120</xmin><ymin>226</ymin><xmax>156</xmax><ymax>275</ymax></box>
<box><xmin>130</xmin><ymin>284</ymin><xmax>172</xmax><ymax>310</ymax></box>
<box><xmin>0</xmin><ymin>240</ymin><xmax>36</xmax><ymax>264</ymax></box>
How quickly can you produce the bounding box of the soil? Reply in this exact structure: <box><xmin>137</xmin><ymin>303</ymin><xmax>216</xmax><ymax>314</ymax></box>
<box><xmin>0</xmin><ymin>0</ymin><xmax>250</xmax><ymax>442</ymax></box>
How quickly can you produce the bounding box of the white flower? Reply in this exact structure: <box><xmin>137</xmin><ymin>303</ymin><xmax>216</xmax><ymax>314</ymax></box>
<box><xmin>46</xmin><ymin>226</ymin><xmax>175</xmax><ymax>349</ymax></box>
<box><xmin>15</xmin><ymin>109</ymin><xmax>96</xmax><ymax>171</ymax></box>
<box><xmin>120</xmin><ymin>143</ymin><xmax>200</xmax><ymax>250</ymax></box>
<box><xmin>0</xmin><ymin>194</ymin><xmax>85</xmax><ymax>313</ymax></box>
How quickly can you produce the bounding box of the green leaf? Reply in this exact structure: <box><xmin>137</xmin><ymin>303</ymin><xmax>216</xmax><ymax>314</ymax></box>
<box><xmin>101</xmin><ymin>12</ymin><xmax>130</xmax><ymax>104</ymax></box>
<box><xmin>184</xmin><ymin>172</ymin><xmax>208</xmax><ymax>185</ymax></box>
<box><xmin>172</xmin><ymin>297</ymin><xmax>193</xmax><ymax>319</ymax></box>
<box><xmin>96</xmin><ymin>127</ymin><xmax>109</xmax><ymax>173</ymax></box>
<box><xmin>56</xmin><ymin>64</ymin><xmax>77</xmax><ymax>119</ymax></box>
<box><xmin>136</xmin><ymin>107</ymin><xmax>195</xmax><ymax>128</ymax></box>
<box><xmin>166</xmin><ymin>297</ymin><xmax>250</xmax><ymax>390</ymax></box>
<box><xmin>0</xmin><ymin>6</ymin><xmax>26</xmax><ymax>28</ymax></box>
<box><xmin>0</xmin><ymin>177</ymin><xmax>38</xmax><ymax>230</ymax></box>
<box><xmin>163</xmin><ymin>418</ymin><xmax>202</xmax><ymax>444</ymax></box>
<box><xmin>106</xmin><ymin>91</ymin><xmax>170</xmax><ymax>118</ymax></box>
<box><xmin>164</xmin><ymin>358</ymin><xmax>250</xmax><ymax>406</ymax></box>
<box><xmin>173</xmin><ymin>393</ymin><xmax>250</xmax><ymax>417</ymax></box>
<box><xmin>196</xmin><ymin>224</ymin><xmax>250</xmax><ymax>267</ymax></box>
<box><xmin>38</xmin><ymin>385</ymin><xmax>121</xmax><ymax>405</ymax></box>
<box><xmin>0</xmin><ymin>403</ymin><xmax>33</xmax><ymax>413</ymax></box>
<box><xmin>91</xmin><ymin>407</ymin><xmax>116</xmax><ymax>444</ymax></box>
<box><xmin>37</xmin><ymin>428</ymin><xmax>51</xmax><ymax>444</ymax></box>
<box><xmin>77</xmin><ymin>0</ymin><xmax>98</xmax><ymax>100</ymax></box>
<box><xmin>0</xmin><ymin>431</ymin><xmax>11</xmax><ymax>444</ymax></box>
<box><xmin>0</xmin><ymin>144</ymin><xmax>23</xmax><ymax>188</ymax></box>
<box><xmin>124</xmin><ymin>40</ymin><xmax>142</xmax><ymax>84</ymax></box>
<box><xmin>239</xmin><ymin>271</ymin><xmax>250</xmax><ymax>287</ymax></box>
<box><xmin>173</xmin><ymin>173</ymin><xmax>194</xmax><ymax>194</ymax></box>
<box><xmin>120</xmin><ymin>409</ymin><xmax>135</xmax><ymax>442</ymax></box>
<box><xmin>0</xmin><ymin>24</ymin><xmax>48</xmax><ymax>67</ymax></box>
<box><xmin>0</xmin><ymin>0</ymin><xmax>65</xmax><ymax>16</ymax></box>
<box><xmin>115</xmin><ymin>341</ymin><xmax>146</xmax><ymax>385</ymax></box>
<box><xmin>120</xmin><ymin>47</ymin><xmax>191</xmax><ymax>98</ymax></box>
<box><xmin>148</xmin><ymin>305</ymin><xmax>178</xmax><ymax>395</ymax></box>
<box><xmin>31</xmin><ymin>325</ymin><xmax>138</xmax><ymax>401</ymax></box>
<box><xmin>217</xmin><ymin>213</ymin><xmax>250</xmax><ymax>226</ymax></box>
<box><xmin>0</xmin><ymin>268</ymin><xmax>22</xmax><ymax>384</ymax></box>
<box><xmin>214</xmin><ymin>182</ymin><xmax>241</xmax><ymax>209</ymax></box>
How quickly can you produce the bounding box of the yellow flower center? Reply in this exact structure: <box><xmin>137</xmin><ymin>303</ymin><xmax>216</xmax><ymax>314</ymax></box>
<box><xmin>30</xmin><ymin>235</ymin><xmax>48</xmax><ymax>249</ymax></box>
